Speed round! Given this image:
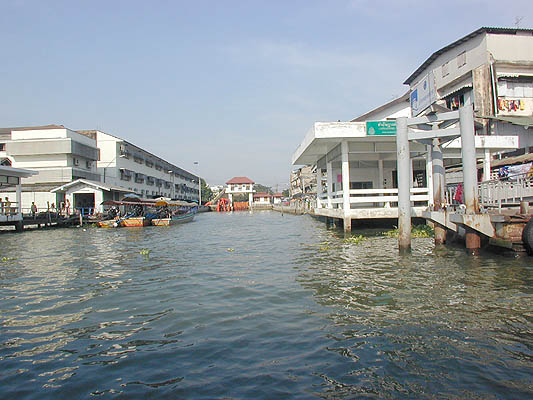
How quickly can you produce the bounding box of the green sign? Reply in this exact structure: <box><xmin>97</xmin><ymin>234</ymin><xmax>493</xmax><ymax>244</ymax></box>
<box><xmin>366</xmin><ymin>120</ymin><xmax>397</xmax><ymax>136</ymax></box>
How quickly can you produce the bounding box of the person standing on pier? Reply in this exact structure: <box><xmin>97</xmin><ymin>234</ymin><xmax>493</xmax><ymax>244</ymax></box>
<box><xmin>4</xmin><ymin>197</ymin><xmax>11</xmax><ymax>215</ymax></box>
<box><xmin>31</xmin><ymin>202</ymin><xmax>37</xmax><ymax>219</ymax></box>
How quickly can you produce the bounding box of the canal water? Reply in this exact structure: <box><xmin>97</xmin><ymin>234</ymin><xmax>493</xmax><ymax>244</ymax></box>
<box><xmin>1</xmin><ymin>211</ymin><xmax>532</xmax><ymax>399</ymax></box>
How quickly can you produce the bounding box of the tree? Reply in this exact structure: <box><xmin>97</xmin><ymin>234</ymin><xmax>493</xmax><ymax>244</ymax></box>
<box><xmin>254</xmin><ymin>184</ymin><xmax>272</xmax><ymax>194</ymax></box>
<box><xmin>282</xmin><ymin>189</ymin><xmax>290</xmax><ymax>197</ymax></box>
<box><xmin>201</xmin><ymin>179</ymin><xmax>213</xmax><ymax>203</ymax></box>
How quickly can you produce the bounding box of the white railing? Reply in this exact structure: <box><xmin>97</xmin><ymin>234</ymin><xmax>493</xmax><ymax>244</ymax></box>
<box><xmin>318</xmin><ymin>188</ymin><xmax>430</xmax><ymax>209</ymax></box>
<box><xmin>478</xmin><ymin>172</ymin><xmax>533</xmax><ymax>208</ymax></box>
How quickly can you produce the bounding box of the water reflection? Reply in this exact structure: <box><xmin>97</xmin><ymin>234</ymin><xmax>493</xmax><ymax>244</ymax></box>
<box><xmin>0</xmin><ymin>213</ymin><xmax>532</xmax><ymax>399</ymax></box>
<box><xmin>295</xmin><ymin>230</ymin><xmax>533</xmax><ymax>398</ymax></box>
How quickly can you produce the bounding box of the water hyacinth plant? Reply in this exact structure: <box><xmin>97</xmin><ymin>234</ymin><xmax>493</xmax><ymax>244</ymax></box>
<box><xmin>383</xmin><ymin>224</ymin><xmax>434</xmax><ymax>238</ymax></box>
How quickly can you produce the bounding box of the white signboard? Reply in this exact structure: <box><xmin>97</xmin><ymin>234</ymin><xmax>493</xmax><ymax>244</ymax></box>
<box><xmin>410</xmin><ymin>73</ymin><xmax>436</xmax><ymax>116</ymax></box>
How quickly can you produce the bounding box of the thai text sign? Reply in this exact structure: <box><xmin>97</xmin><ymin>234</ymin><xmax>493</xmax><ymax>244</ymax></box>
<box><xmin>366</xmin><ymin>120</ymin><xmax>397</xmax><ymax>136</ymax></box>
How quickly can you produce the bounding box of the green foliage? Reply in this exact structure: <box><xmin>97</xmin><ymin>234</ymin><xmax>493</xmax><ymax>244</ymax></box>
<box><xmin>282</xmin><ymin>189</ymin><xmax>290</xmax><ymax>197</ymax></box>
<box><xmin>201</xmin><ymin>179</ymin><xmax>213</xmax><ymax>203</ymax></box>
<box><xmin>343</xmin><ymin>235</ymin><xmax>366</xmax><ymax>244</ymax></box>
<box><xmin>139</xmin><ymin>249</ymin><xmax>151</xmax><ymax>256</ymax></box>
<box><xmin>383</xmin><ymin>224</ymin><xmax>434</xmax><ymax>238</ymax></box>
<box><xmin>1</xmin><ymin>256</ymin><xmax>17</xmax><ymax>262</ymax></box>
<box><xmin>254</xmin><ymin>184</ymin><xmax>272</xmax><ymax>194</ymax></box>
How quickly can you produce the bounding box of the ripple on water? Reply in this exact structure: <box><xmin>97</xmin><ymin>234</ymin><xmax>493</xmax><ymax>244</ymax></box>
<box><xmin>0</xmin><ymin>213</ymin><xmax>532</xmax><ymax>399</ymax></box>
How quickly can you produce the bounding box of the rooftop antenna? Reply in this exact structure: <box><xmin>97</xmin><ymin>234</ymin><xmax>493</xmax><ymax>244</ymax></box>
<box><xmin>514</xmin><ymin>16</ymin><xmax>524</xmax><ymax>28</ymax></box>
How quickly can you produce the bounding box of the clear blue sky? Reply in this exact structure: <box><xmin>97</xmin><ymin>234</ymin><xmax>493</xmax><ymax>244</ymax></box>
<box><xmin>2</xmin><ymin>0</ymin><xmax>532</xmax><ymax>188</ymax></box>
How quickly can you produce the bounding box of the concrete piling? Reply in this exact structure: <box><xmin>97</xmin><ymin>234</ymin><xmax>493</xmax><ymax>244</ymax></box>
<box><xmin>396</xmin><ymin>117</ymin><xmax>411</xmax><ymax>251</ymax></box>
<box><xmin>459</xmin><ymin>105</ymin><xmax>481</xmax><ymax>254</ymax></box>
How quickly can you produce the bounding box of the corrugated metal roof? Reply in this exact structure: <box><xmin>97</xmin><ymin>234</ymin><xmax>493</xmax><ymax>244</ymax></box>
<box><xmin>404</xmin><ymin>27</ymin><xmax>533</xmax><ymax>85</ymax></box>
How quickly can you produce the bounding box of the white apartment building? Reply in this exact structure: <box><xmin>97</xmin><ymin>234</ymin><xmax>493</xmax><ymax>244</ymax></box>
<box><xmin>0</xmin><ymin>125</ymin><xmax>100</xmax><ymax>210</ymax></box>
<box><xmin>79</xmin><ymin>130</ymin><xmax>199</xmax><ymax>202</ymax></box>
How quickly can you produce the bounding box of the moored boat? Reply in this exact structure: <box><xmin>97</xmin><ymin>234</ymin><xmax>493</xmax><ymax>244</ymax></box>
<box><xmin>97</xmin><ymin>219</ymin><xmax>117</xmax><ymax>228</ymax></box>
<box><xmin>150</xmin><ymin>200</ymin><xmax>196</xmax><ymax>226</ymax></box>
<box><xmin>171</xmin><ymin>211</ymin><xmax>195</xmax><ymax>224</ymax></box>
<box><xmin>120</xmin><ymin>216</ymin><xmax>152</xmax><ymax>227</ymax></box>
<box><xmin>98</xmin><ymin>197</ymin><xmax>196</xmax><ymax>228</ymax></box>
<box><xmin>151</xmin><ymin>217</ymin><xmax>171</xmax><ymax>226</ymax></box>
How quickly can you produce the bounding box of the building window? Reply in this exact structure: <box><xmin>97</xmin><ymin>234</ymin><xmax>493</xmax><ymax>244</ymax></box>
<box><xmin>442</xmin><ymin>61</ymin><xmax>449</xmax><ymax>77</ymax></box>
<box><xmin>119</xmin><ymin>144</ymin><xmax>130</xmax><ymax>159</ymax></box>
<box><xmin>86</xmin><ymin>160</ymin><xmax>92</xmax><ymax>169</ymax></box>
<box><xmin>497</xmin><ymin>78</ymin><xmax>533</xmax><ymax>98</ymax></box>
<box><xmin>445</xmin><ymin>93</ymin><xmax>465</xmax><ymax>110</ymax></box>
<box><xmin>120</xmin><ymin>169</ymin><xmax>132</xmax><ymax>181</ymax></box>
<box><xmin>73</xmin><ymin>157</ymin><xmax>80</xmax><ymax>166</ymax></box>
<box><xmin>457</xmin><ymin>51</ymin><xmax>466</xmax><ymax>68</ymax></box>
<box><xmin>0</xmin><ymin>143</ymin><xmax>5</xmax><ymax>151</ymax></box>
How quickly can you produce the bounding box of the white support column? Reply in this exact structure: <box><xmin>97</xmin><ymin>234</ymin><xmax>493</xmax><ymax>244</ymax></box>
<box><xmin>316</xmin><ymin>168</ymin><xmax>323</xmax><ymax>209</ymax></box>
<box><xmin>378</xmin><ymin>160</ymin><xmax>384</xmax><ymax>189</ymax></box>
<box><xmin>248</xmin><ymin>192</ymin><xmax>252</xmax><ymax>207</ymax></box>
<box><xmin>396</xmin><ymin>117</ymin><xmax>411</xmax><ymax>251</ymax></box>
<box><xmin>326</xmin><ymin>161</ymin><xmax>333</xmax><ymax>209</ymax></box>
<box><xmin>378</xmin><ymin>159</ymin><xmax>384</xmax><ymax>207</ymax></box>
<box><xmin>341</xmin><ymin>140</ymin><xmax>351</xmax><ymax>232</ymax></box>
<box><xmin>409</xmin><ymin>159</ymin><xmax>414</xmax><ymax>189</ymax></box>
<box><xmin>460</xmin><ymin>104</ymin><xmax>480</xmax><ymax>254</ymax></box>
<box><xmin>483</xmin><ymin>149</ymin><xmax>491</xmax><ymax>182</ymax></box>
<box><xmin>16</xmin><ymin>183</ymin><xmax>22</xmax><ymax>215</ymax></box>
<box><xmin>426</xmin><ymin>145</ymin><xmax>434</xmax><ymax>208</ymax></box>
<box><xmin>95</xmin><ymin>190</ymin><xmax>104</xmax><ymax>214</ymax></box>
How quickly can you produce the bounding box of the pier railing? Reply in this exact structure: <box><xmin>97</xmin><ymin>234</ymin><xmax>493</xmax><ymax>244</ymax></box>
<box><xmin>317</xmin><ymin>188</ymin><xmax>430</xmax><ymax>209</ymax></box>
<box><xmin>478</xmin><ymin>172</ymin><xmax>533</xmax><ymax>208</ymax></box>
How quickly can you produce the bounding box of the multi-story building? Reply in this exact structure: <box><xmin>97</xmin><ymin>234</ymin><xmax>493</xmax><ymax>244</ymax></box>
<box><xmin>291</xmin><ymin>27</ymin><xmax>530</xmax><ymax>230</ymax></box>
<box><xmin>290</xmin><ymin>165</ymin><xmax>316</xmax><ymax>198</ymax></box>
<box><xmin>0</xmin><ymin>125</ymin><xmax>201</xmax><ymax>214</ymax></box>
<box><xmin>0</xmin><ymin>125</ymin><xmax>100</xmax><ymax>209</ymax></box>
<box><xmin>78</xmin><ymin>130</ymin><xmax>199</xmax><ymax>203</ymax></box>
<box><xmin>404</xmin><ymin>27</ymin><xmax>533</xmax><ymax>158</ymax></box>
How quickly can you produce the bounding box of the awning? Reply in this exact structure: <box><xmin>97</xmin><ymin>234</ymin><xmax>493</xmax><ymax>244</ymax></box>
<box><xmin>482</xmin><ymin>115</ymin><xmax>533</xmax><ymax>127</ymax></box>
<box><xmin>439</xmin><ymin>82</ymin><xmax>473</xmax><ymax>100</ymax></box>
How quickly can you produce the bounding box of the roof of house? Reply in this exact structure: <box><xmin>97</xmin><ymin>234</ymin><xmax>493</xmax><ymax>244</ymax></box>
<box><xmin>226</xmin><ymin>176</ymin><xmax>254</xmax><ymax>184</ymax></box>
<box><xmin>350</xmin><ymin>91</ymin><xmax>410</xmax><ymax>122</ymax></box>
<box><xmin>272</xmin><ymin>193</ymin><xmax>283</xmax><ymax>197</ymax></box>
<box><xmin>253</xmin><ymin>192</ymin><xmax>272</xmax><ymax>197</ymax></box>
<box><xmin>404</xmin><ymin>27</ymin><xmax>533</xmax><ymax>85</ymax></box>
<box><xmin>0</xmin><ymin>125</ymin><xmax>66</xmax><ymax>135</ymax></box>
<box><xmin>50</xmin><ymin>179</ymin><xmax>134</xmax><ymax>193</ymax></box>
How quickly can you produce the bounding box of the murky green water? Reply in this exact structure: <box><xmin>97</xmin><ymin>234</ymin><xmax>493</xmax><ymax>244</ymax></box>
<box><xmin>1</xmin><ymin>211</ymin><xmax>532</xmax><ymax>399</ymax></box>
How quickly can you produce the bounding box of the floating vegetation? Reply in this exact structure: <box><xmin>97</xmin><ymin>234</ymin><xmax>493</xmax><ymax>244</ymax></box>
<box><xmin>227</xmin><ymin>248</ymin><xmax>235</xmax><ymax>252</ymax></box>
<box><xmin>319</xmin><ymin>245</ymin><xmax>330</xmax><ymax>252</ymax></box>
<box><xmin>383</xmin><ymin>224</ymin><xmax>434</xmax><ymax>238</ymax></box>
<box><xmin>139</xmin><ymin>249</ymin><xmax>151</xmax><ymax>256</ymax></box>
<box><xmin>342</xmin><ymin>235</ymin><xmax>366</xmax><ymax>244</ymax></box>
<box><xmin>1</xmin><ymin>256</ymin><xmax>17</xmax><ymax>262</ymax></box>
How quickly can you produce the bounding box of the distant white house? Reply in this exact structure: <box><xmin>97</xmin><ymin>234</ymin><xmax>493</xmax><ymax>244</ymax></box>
<box><xmin>253</xmin><ymin>192</ymin><xmax>272</xmax><ymax>205</ymax></box>
<box><xmin>225</xmin><ymin>176</ymin><xmax>255</xmax><ymax>207</ymax></box>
